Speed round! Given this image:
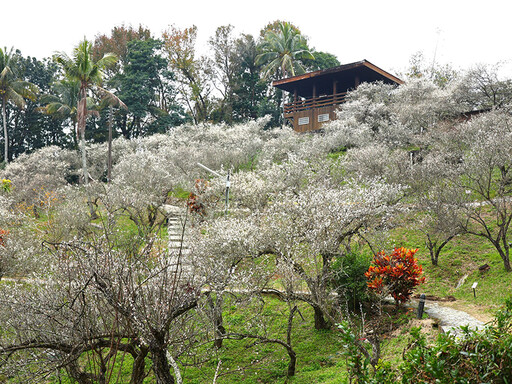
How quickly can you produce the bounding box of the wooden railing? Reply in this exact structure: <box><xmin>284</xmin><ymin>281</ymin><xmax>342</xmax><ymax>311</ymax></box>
<box><xmin>283</xmin><ymin>92</ymin><xmax>348</xmax><ymax>115</ymax></box>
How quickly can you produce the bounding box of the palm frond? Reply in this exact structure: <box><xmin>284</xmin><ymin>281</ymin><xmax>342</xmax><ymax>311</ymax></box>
<box><xmin>96</xmin><ymin>86</ymin><xmax>127</xmax><ymax>110</ymax></box>
<box><xmin>4</xmin><ymin>87</ymin><xmax>26</xmax><ymax>109</ymax></box>
<box><xmin>13</xmin><ymin>80</ymin><xmax>39</xmax><ymax>101</ymax></box>
<box><xmin>257</xmin><ymin>21</ymin><xmax>314</xmax><ymax>79</ymax></box>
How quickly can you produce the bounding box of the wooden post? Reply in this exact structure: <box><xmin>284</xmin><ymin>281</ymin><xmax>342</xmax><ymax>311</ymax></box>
<box><xmin>333</xmin><ymin>81</ymin><xmax>338</xmax><ymax>103</ymax></box>
<box><xmin>417</xmin><ymin>293</ymin><xmax>426</xmax><ymax>319</ymax></box>
<box><xmin>312</xmin><ymin>84</ymin><xmax>317</xmax><ymax>131</ymax></box>
<box><xmin>355</xmin><ymin>76</ymin><xmax>360</xmax><ymax>88</ymax></box>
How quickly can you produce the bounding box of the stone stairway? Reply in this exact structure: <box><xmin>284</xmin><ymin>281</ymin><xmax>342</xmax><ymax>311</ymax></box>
<box><xmin>163</xmin><ymin>205</ymin><xmax>192</xmax><ymax>276</ymax></box>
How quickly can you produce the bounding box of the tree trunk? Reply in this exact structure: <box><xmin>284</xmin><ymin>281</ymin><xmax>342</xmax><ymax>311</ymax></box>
<box><xmin>72</xmin><ymin>121</ymin><xmax>79</xmax><ymax>149</ymax></box>
<box><xmin>80</xmin><ymin>125</ymin><xmax>88</xmax><ymax>186</ymax></box>
<box><xmin>2</xmin><ymin>98</ymin><xmax>8</xmax><ymax>164</ymax></box>
<box><xmin>430</xmin><ymin>248</ymin><xmax>438</xmax><ymax>266</ymax></box>
<box><xmin>67</xmin><ymin>360</ymin><xmax>95</xmax><ymax>384</ymax></box>
<box><xmin>206</xmin><ymin>291</ymin><xmax>226</xmax><ymax>348</ymax></box>
<box><xmin>494</xmin><ymin>239</ymin><xmax>511</xmax><ymax>272</ymax></box>
<box><xmin>313</xmin><ymin>306</ymin><xmax>331</xmax><ymax>330</ymax></box>
<box><xmin>503</xmin><ymin>254</ymin><xmax>511</xmax><ymax>272</ymax></box>
<box><xmin>286</xmin><ymin>305</ymin><xmax>298</xmax><ymax>376</ymax></box>
<box><xmin>107</xmin><ymin>106</ymin><xmax>113</xmax><ymax>183</ymax></box>
<box><xmin>151</xmin><ymin>348</ymin><xmax>175</xmax><ymax>384</ymax></box>
<box><xmin>130</xmin><ymin>347</ymin><xmax>148</xmax><ymax>384</ymax></box>
<box><xmin>77</xmin><ymin>88</ymin><xmax>97</xmax><ymax>219</ymax></box>
<box><xmin>77</xmin><ymin>86</ymin><xmax>88</xmax><ymax>186</ymax></box>
<box><xmin>287</xmin><ymin>350</ymin><xmax>297</xmax><ymax>377</ymax></box>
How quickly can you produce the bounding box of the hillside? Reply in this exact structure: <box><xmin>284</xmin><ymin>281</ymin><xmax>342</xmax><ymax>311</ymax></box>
<box><xmin>2</xmin><ymin>77</ymin><xmax>512</xmax><ymax>383</ymax></box>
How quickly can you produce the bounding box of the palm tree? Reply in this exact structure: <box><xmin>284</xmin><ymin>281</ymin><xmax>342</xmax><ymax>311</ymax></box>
<box><xmin>39</xmin><ymin>79</ymin><xmax>80</xmax><ymax>146</ymax></box>
<box><xmin>53</xmin><ymin>39</ymin><xmax>117</xmax><ymax>185</ymax></box>
<box><xmin>256</xmin><ymin>22</ymin><xmax>314</xmax><ymax>80</ymax></box>
<box><xmin>40</xmin><ymin>79</ymin><xmax>106</xmax><ymax>148</ymax></box>
<box><xmin>0</xmin><ymin>47</ymin><xmax>38</xmax><ymax>164</ymax></box>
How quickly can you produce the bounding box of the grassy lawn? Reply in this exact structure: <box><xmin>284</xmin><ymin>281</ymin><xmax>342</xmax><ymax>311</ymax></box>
<box><xmin>181</xmin><ymin>299</ymin><xmax>348</xmax><ymax>384</ymax></box>
<box><xmin>389</xmin><ymin>215</ymin><xmax>512</xmax><ymax>314</ymax></box>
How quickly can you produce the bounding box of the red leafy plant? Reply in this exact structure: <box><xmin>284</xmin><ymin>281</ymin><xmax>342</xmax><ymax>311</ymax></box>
<box><xmin>0</xmin><ymin>229</ymin><xmax>8</xmax><ymax>247</ymax></box>
<box><xmin>365</xmin><ymin>247</ymin><xmax>425</xmax><ymax>305</ymax></box>
<box><xmin>187</xmin><ymin>179</ymin><xmax>209</xmax><ymax>216</ymax></box>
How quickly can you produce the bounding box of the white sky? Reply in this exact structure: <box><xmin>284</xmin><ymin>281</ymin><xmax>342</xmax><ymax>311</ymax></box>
<box><xmin>3</xmin><ymin>0</ymin><xmax>511</xmax><ymax>79</ymax></box>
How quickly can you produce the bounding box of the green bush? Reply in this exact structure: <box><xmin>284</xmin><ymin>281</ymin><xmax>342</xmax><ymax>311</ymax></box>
<box><xmin>397</xmin><ymin>298</ymin><xmax>512</xmax><ymax>383</ymax></box>
<box><xmin>341</xmin><ymin>298</ymin><xmax>512</xmax><ymax>383</ymax></box>
<box><xmin>331</xmin><ymin>248</ymin><xmax>371</xmax><ymax>311</ymax></box>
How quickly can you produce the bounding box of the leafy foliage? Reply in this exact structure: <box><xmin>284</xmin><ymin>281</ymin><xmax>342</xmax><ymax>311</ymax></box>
<box><xmin>397</xmin><ymin>298</ymin><xmax>512</xmax><ymax>383</ymax></box>
<box><xmin>111</xmin><ymin>38</ymin><xmax>187</xmax><ymax>138</ymax></box>
<box><xmin>93</xmin><ymin>24</ymin><xmax>152</xmax><ymax>72</ymax></box>
<box><xmin>1</xmin><ymin>178</ymin><xmax>11</xmax><ymax>192</ymax></box>
<box><xmin>340</xmin><ymin>298</ymin><xmax>512</xmax><ymax>383</ymax></box>
<box><xmin>162</xmin><ymin>25</ymin><xmax>212</xmax><ymax>123</ymax></box>
<box><xmin>331</xmin><ymin>248</ymin><xmax>372</xmax><ymax>310</ymax></box>
<box><xmin>303</xmin><ymin>50</ymin><xmax>341</xmax><ymax>72</ymax></box>
<box><xmin>338</xmin><ymin>321</ymin><xmax>397</xmax><ymax>383</ymax></box>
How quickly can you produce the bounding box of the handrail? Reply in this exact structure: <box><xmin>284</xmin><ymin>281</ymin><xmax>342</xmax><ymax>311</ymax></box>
<box><xmin>284</xmin><ymin>92</ymin><xmax>348</xmax><ymax>114</ymax></box>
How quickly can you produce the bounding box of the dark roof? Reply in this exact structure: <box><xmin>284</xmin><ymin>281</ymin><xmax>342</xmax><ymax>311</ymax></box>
<box><xmin>272</xmin><ymin>60</ymin><xmax>403</xmax><ymax>98</ymax></box>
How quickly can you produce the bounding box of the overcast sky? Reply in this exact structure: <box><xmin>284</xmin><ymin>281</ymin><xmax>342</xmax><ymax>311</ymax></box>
<box><xmin>3</xmin><ymin>0</ymin><xmax>511</xmax><ymax>78</ymax></box>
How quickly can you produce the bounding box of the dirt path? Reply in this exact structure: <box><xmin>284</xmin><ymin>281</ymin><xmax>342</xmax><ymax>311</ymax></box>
<box><xmin>433</xmin><ymin>300</ymin><xmax>494</xmax><ymax>323</ymax></box>
<box><xmin>423</xmin><ymin>301</ymin><xmax>486</xmax><ymax>336</ymax></box>
<box><xmin>409</xmin><ymin>298</ymin><xmax>491</xmax><ymax>336</ymax></box>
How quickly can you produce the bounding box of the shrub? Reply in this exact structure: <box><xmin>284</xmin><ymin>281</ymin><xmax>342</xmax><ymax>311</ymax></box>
<box><xmin>398</xmin><ymin>298</ymin><xmax>512</xmax><ymax>382</ymax></box>
<box><xmin>331</xmin><ymin>248</ymin><xmax>371</xmax><ymax>310</ymax></box>
<box><xmin>1</xmin><ymin>179</ymin><xmax>11</xmax><ymax>193</ymax></box>
<box><xmin>340</xmin><ymin>298</ymin><xmax>512</xmax><ymax>383</ymax></box>
<box><xmin>0</xmin><ymin>229</ymin><xmax>7</xmax><ymax>247</ymax></box>
<box><xmin>365</xmin><ymin>247</ymin><xmax>425</xmax><ymax>305</ymax></box>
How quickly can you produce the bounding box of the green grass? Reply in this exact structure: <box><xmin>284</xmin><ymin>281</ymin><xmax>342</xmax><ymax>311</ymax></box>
<box><xmin>43</xmin><ymin>298</ymin><xmax>349</xmax><ymax>384</ymax></box>
<box><xmin>389</xmin><ymin>215</ymin><xmax>512</xmax><ymax>312</ymax></box>
<box><xmin>181</xmin><ymin>299</ymin><xmax>348</xmax><ymax>384</ymax></box>
<box><xmin>169</xmin><ymin>185</ymin><xmax>191</xmax><ymax>200</ymax></box>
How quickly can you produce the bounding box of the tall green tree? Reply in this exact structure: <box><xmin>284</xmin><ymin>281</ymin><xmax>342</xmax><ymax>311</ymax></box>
<box><xmin>53</xmin><ymin>39</ymin><xmax>117</xmax><ymax>185</ymax></box>
<box><xmin>303</xmin><ymin>51</ymin><xmax>340</xmax><ymax>72</ymax></box>
<box><xmin>111</xmin><ymin>38</ymin><xmax>186</xmax><ymax>139</ymax></box>
<box><xmin>231</xmin><ymin>34</ymin><xmax>277</xmax><ymax>123</ymax></box>
<box><xmin>208</xmin><ymin>25</ymin><xmax>238</xmax><ymax>123</ymax></box>
<box><xmin>18</xmin><ymin>56</ymin><xmax>68</xmax><ymax>152</ymax></box>
<box><xmin>0</xmin><ymin>47</ymin><xmax>38</xmax><ymax>163</ymax></box>
<box><xmin>256</xmin><ymin>22</ymin><xmax>314</xmax><ymax>126</ymax></box>
<box><xmin>162</xmin><ymin>25</ymin><xmax>212</xmax><ymax>124</ymax></box>
<box><xmin>256</xmin><ymin>21</ymin><xmax>314</xmax><ymax>79</ymax></box>
<box><xmin>93</xmin><ymin>24</ymin><xmax>152</xmax><ymax>77</ymax></box>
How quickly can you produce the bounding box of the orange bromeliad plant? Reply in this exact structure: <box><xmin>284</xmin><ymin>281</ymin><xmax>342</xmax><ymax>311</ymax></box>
<box><xmin>365</xmin><ymin>247</ymin><xmax>425</xmax><ymax>305</ymax></box>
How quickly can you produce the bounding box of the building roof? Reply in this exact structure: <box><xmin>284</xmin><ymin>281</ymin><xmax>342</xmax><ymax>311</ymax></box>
<box><xmin>272</xmin><ymin>59</ymin><xmax>403</xmax><ymax>98</ymax></box>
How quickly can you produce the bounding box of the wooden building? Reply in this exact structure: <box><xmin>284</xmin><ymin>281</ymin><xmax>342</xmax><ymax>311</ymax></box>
<box><xmin>273</xmin><ymin>60</ymin><xmax>403</xmax><ymax>132</ymax></box>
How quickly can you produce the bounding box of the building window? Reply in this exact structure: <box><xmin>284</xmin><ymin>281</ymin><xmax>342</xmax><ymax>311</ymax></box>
<box><xmin>298</xmin><ymin>117</ymin><xmax>310</xmax><ymax>125</ymax></box>
<box><xmin>318</xmin><ymin>113</ymin><xmax>329</xmax><ymax>123</ymax></box>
